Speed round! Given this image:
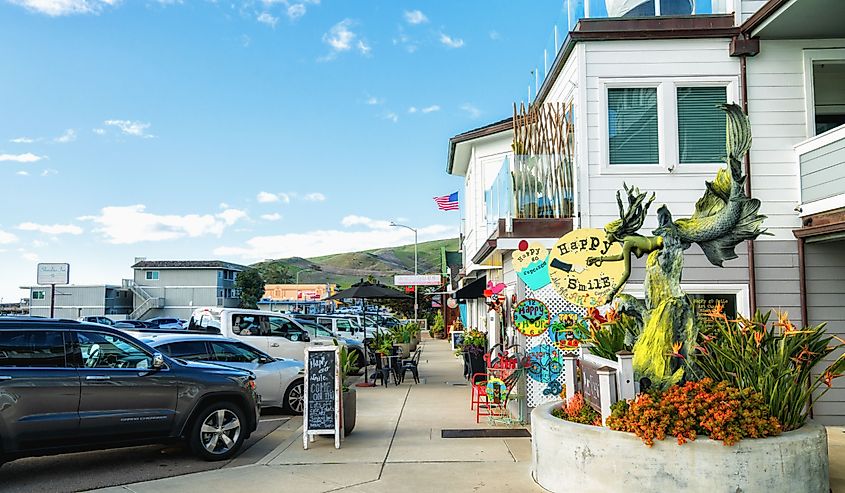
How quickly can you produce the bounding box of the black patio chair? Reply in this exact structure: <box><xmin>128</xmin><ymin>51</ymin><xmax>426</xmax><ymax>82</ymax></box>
<box><xmin>371</xmin><ymin>353</ymin><xmax>393</xmax><ymax>387</ymax></box>
<box><xmin>401</xmin><ymin>349</ymin><xmax>422</xmax><ymax>384</ymax></box>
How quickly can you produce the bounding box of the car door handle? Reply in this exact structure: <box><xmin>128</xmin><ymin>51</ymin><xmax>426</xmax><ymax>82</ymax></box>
<box><xmin>0</xmin><ymin>376</ymin><xmax>11</xmax><ymax>381</ymax></box>
<box><xmin>85</xmin><ymin>375</ymin><xmax>111</xmax><ymax>381</ymax></box>
<box><xmin>270</xmin><ymin>343</ymin><xmax>280</xmax><ymax>347</ymax></box>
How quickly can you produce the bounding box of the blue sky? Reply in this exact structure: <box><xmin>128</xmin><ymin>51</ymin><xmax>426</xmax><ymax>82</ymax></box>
<box><xmin>0</xmin><ymin>0</ymin><xmax>561</xmax><ymax>300</ymax></box>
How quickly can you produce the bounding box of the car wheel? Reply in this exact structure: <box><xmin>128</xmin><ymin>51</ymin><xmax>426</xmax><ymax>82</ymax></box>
<box><xmin>189</xmin><ymin>402</ymin><xmax>246</xmax><ymax>461</ymax></box>
<box><xmin>282</xmin><ymin>379</ymin><xmax>304</xmax><ymax>415</ymax></box>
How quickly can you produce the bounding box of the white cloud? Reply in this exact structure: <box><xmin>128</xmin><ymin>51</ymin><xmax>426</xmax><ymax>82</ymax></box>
<box><xmin>21</xmin><ymin>251</ymin><xmax>39</xmax><ymax>262</ymax></box>
<box><xmin>439</xmin><ymin>32</ymin><xmax>464</xmax><ymax>48</ymax></box>
<box><xmin>92</xmin><ymin>128</ymin><xmax>106</xmax><ymax>135</ymax></box>
<box><xmin>287</xmin><ymin>3</ymin><xmax>305</xmax><ymax>19</ymax></box>
<box><xmin>261</xmin><ymin>212</ymin><xmax>282</xmax><ymax>221</ymax></box>
<box><xmin>403</xmin><ymin>9</ymin><xmax>427</xmax><ymax>25</ymax></box>
<box><xmin>79</xmin><ymin>204</ymin><xmax>248</xmax><ymax>244</ymax></box>
<box><xmin>365</xmin><ymin>95</ymin><xmax>383</xmax><ymax>105</ymax></box>
<box><xmin>32</xmin><ymin>239</ymin><xmax>48</xmax><ymax>248</ymax></box>
<box><xmin>16</xmin><ymin>171</ymin><xmax>29</xmax><ymax>176</ymax></box>
<box><xmin>18</xmin><ymin>222</ymin><xmax>83</xmax><ymax>235</ymax></box>
<box><xmin>303</xmin><ymin>192</ymin><xmax>326</xmax><ymax>202</ymax></box>
<box><xmin>8</xmin><ymin>0</ymin><xmax>120</xmax><ymax>16</ymax></box>
<box><xmin>408</xmin><ymin>106</ymin><xmax>418</xmax><ymax>114</ymax></box>
<box><xmin>54</xmin><ymin>128</ymin><xmax>76</xmax><ymax>143</ymax></box>
<box><xmin>460</xmin><ymin>103</ymin><xmax>481</xmax><ymax>119</ymax></box>
<box><xmin>321</xmin><ymin>19</ymin><xmax>370</xmax><ymax>60</ymax></box>
<box><xmin>10</xmin><ymin>137</ymin><xmax>37</xmax><ymax>143</ymax></box>
<box><xmin>104</xmin><ymin>119</ymin><xmax>153</xmax><ymax>138</ymax></box>
<box><xmin>421</xmin><ymin>105</ymin><xmax>440</xmax><ymax>113</ymax></box>
<box><xmin>41</xmin><ymin>168</ymin><xmax>58</xmax><ymax>177</ymax></box>
<box><xmin>215</xmin><ymin>218</ymin><xmax>456</xmax><ymax>260</ymax></box>
<box><xmin>257</xmin><ymin>191</ymin><xmax>290</xmax><ymax>203</ymax></box>
<box><xmin>384</xmin><ymin>112</ymin><xmax>399</xmax><ymax>123</ymax></box>
<box><xmin>257</xmin><ymin>12</ymin><xmax>278</xmax><ymax>27</ymax></box>
<box><xmin>489</xmin><ymin>30</ymin><xmax>501</xmax><ymax>40</ymax></box>
<box><xmin>0</xmin><ymin>153</ymin><xmax>44</xmax><ymax>163</ymax></box>
<box><xmin>0</xmin><ymin>230</ymin><xmax>18</xmax><ymax>245</ymax></box>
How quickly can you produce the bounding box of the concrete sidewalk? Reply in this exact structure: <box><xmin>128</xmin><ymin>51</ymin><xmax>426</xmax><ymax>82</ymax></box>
<box><xmin>91</xmin><ymin>335</ymin><xmax>541</xmax><ymax>493</ymax></box>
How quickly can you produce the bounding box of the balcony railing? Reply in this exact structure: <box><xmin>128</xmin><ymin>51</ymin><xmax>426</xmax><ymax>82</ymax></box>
<box><xmin>527</xmin><ymin>0</ymin><xmax>736</xmax><ymax>101</ymax></box>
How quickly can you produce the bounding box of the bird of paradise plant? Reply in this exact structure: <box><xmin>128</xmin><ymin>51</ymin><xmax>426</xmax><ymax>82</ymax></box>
<box><xmin>693</xmin><ymin>309</ymin><xmax>845</xmax><ymax>430</ymax></box>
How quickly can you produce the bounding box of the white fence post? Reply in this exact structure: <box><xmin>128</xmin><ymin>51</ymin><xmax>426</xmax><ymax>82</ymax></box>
<box><xmin>597</xmin><ymin>366</ymin><xmax>617</xmax><ymax>425</ymax></box>
<box><xmin>562</xmin><ymin>354</ymin><xmax>577</xmax><ymax>401</ymax></box>
<box><xmin>615</xmin><ymin>350</ymin><xmax>635</xmax><ymax>401</ymax></box>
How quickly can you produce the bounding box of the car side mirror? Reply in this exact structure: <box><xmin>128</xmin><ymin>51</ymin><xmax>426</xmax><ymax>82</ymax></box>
<box><xmin>152</xmin><ymin>352</ymin><xmax>165</xmax><ymax>370</ymax></box>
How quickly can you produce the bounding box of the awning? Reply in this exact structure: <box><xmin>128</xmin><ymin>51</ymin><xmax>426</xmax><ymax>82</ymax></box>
<box><xmin>454</xmin><ymin>276</ymin><xmax>486</xmax><ymax>300</ymax></box>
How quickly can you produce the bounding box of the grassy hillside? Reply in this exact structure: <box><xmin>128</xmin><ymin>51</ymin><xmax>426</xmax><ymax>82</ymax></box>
<box><xmin>253</xmin><ymin>238</ymin><xmax>460</xmax><ymax>288</ymax></box>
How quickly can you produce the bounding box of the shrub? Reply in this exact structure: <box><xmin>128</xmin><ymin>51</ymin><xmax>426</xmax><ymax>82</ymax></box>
<box><xmin>606</xmin><ymin>378</ymin><xmax>781</xmax><ymax>446</ymax></box>
<box><xmin>431</xmin><ymin>311</ymin><xmax>445</xmax><ymax>337</ymax></box>
<box><xmin>551</xmin><ymin>393</ymin><xmax>601</xmax><ymax>426</ymax></box>
<box><xmin>693</xmin><ymin>307</ymin><xmax>845</xmax><ymax>431</ymax></box>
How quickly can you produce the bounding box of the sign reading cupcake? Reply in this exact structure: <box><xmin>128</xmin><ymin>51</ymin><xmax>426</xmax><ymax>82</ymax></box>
<box><xmin>512</xmin><ymin>240</ymin><xmax>551</xmax><ymax>291</ymax></box>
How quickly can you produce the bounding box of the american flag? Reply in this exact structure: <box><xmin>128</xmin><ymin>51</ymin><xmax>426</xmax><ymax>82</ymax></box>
<box><xmin>434</xmin><ymin>192</ymin><xmax>459</xmax><ymax>211</ymax></box>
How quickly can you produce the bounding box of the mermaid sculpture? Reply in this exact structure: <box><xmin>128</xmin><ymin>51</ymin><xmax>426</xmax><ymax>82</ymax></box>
<box><xmin>586</xmin><ymin>104</ymin><xmax>767</xmax><ymax>388</ymax></box>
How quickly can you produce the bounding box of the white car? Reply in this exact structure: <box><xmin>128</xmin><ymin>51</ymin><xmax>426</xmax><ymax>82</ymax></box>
<box><xmin>187</xmin><ymin>307</ymin><xmax>336</xmax><ymax>361</ymax></box>
<box><xmin>135</xmin><ymin>332</ymin><xmax>305</xmax><ymax>414</ymax></box>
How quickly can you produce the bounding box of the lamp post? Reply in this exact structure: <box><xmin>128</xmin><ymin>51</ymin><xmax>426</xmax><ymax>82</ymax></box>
<box><xmin>390</xmin><ymin>222</ymin><xmax>418</xmax><ymax>322</ymax></box>
<box><xmin>295</xmin><ymin>268</ymin><xmax>313</xmax><ymax>313</ymax></box>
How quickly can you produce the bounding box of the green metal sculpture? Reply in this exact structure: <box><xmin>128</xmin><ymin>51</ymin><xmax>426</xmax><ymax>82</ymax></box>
<box><xmin>587</xmin><ymin>104</ymin><xmax>767</xmax><ymax>388</ymax></box>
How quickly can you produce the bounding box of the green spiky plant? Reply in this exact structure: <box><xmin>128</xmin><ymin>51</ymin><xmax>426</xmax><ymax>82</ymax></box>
<box><xmin>333</xmin><ymin>339</ymin><xmax>360</xmax><ymax>392</ymax></box>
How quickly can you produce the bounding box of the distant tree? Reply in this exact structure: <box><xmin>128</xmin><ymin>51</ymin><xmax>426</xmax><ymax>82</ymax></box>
<box><xmin>261</xmin><ymin>263</ymin><xmax>293</xmax><ymax>284</ymax></box>
<box><xmin>236</xmin><ymin>268</ymin><xmax>265</xmax><ymax>309</ymax></box>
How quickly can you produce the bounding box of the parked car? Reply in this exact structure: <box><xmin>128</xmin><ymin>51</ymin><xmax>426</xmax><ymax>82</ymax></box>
<box><xmin>295</xmin><ymin>314</ymin><xmax>375</xmax><ymax>341</ymax></box>
<box><xmin>292</xmin><ymin>318</ymin><xmax>368</xmax><ymax>371</ymax></box>
<box><xmin>136</xmin><ymin>332</ymin><xmax>304</xmax><ymax>414</ymax></box>
<box><xmin>145</xmin><ymin>317</ymin><xmax>184</xmax><ymax>330</ymax></box>
<box><xmin>113</xmin><ymin>319</ymin><xmax>152</xmax><ymax>329</ymax></box>
<box><xmin>0</xmin><ymin>317</ymin><xmax>260</xmax><ymax>465</ymax></box>
<box><xmin>187</xmin><ymin>307</ymin><xmax>333</xmax><ymax>361</ymax></box>
<box><xmin>80</xmin><ymin>316</ymin><xmax>114</xmax><ymax>326</ymax></box>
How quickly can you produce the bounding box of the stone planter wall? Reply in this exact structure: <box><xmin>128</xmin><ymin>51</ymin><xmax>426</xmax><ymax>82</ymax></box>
<box><xmin>531</xmin><ymin>401</ymin><xmax>829</xmax><ymax>493</ymax></box>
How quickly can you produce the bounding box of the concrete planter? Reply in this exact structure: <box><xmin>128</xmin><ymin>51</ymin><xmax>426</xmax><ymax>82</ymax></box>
<box><xmin>531</xmin><ymin>401</ymin><xmax>829</xmax><ymax>493</ymax></box>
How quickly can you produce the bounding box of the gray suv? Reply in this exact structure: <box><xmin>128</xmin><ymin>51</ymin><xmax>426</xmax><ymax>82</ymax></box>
<box><xmin>0</xmin><ymin>318</ymin><xmax>260</xmax><ymax>464</ymax></box>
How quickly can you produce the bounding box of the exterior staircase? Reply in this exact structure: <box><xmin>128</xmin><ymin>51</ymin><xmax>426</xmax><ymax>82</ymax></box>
<box><xmin>123</xmin><ymin>279</ymin><xmax>165</xmax><ymax>320</ymax></box>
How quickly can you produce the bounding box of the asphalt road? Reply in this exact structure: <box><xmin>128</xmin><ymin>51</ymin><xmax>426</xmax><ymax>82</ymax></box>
<box><xmin>0</xmin><ymin>412</ymin><xmax>292</xmax><ymax>493</ymax></box>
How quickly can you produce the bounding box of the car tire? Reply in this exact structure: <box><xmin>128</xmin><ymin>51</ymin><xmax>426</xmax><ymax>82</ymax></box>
<box><xmin>282</xmin><ymin>379</ymin><xmax>304</xmax><ymax>415</ymax></box>
<box><xmin>188</xmin><ymin>402</ymin><xmax>247</xmax><ymax>461</ymax></box>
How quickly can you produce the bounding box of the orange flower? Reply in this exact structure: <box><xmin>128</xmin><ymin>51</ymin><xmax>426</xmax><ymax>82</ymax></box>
<box><xmin>822</xmin><ymin>370</ymin><xmax>842</xmax><ymax>388</ymax></box>
<box><xmin>703</xmin><ymin>300</ymin><xmax>727</xmax><ymax>322</ymax></box>
<box><xmin>605</xmin><ymin>304</ymin><xmax>620</xmax><ymax>324</ymax></box>
<box><xmin>753</xmin><ymin>331</ymin><xmax>764</xmax><ymax>347</ymax></box>
<box><xmin>773</xmin><ymin>310</ymin><xmax>800</xmax><ymax>335</ymax></box>
<box><xmin>668</xmin><ymin>341</ymin><xmax>685</xmax><ymax>360</ymax></box>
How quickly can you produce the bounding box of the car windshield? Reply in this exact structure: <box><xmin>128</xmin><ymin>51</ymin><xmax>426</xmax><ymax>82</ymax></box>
<box><xmin>299</xmin><ymin>321</ymin><xmax>333</xmax><ymax>338</ymax></box>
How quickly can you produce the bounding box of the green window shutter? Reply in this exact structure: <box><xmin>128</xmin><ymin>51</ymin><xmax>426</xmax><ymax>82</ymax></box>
<box><xmin>607</xmin><ymin>87</ymin><xmax>659</xmax><ymax>165</ymax></box>
<box><xmin>677</xmin><ymin>86</ymin><xmax>728</xmax><ymax>164</ymax></box>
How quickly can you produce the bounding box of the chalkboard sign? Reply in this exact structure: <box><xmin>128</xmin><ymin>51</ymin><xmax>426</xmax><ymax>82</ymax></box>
<box><xmin>303</xmin><ymin>346</ymin><xmax>341</xmax><ymax>449</ymax></box>
<box><xmin>689</xmin><ymin>293</ymin><xmax>737</xmax><ymax>325</ymax></box>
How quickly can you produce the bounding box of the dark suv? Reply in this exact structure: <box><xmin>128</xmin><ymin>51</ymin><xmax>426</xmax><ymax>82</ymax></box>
<box><xmin>0</xmin><ymin>318</ymin><xmax>260</xmax><ymax>464</ymax></box>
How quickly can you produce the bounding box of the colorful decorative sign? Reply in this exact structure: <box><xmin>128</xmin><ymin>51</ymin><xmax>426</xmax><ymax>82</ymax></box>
<box><xmin>527</xmin><ymin>344</ymin><xmax>564</xmax><ymax>396</ymax></box>
<box><xmin>513</xmin><ymin>298</ymin><xmax>551</xmax><ymax>337</ymax></box>
<box><xmin>548</xmin><ymin>312</ymin><xmax>589</xmax><ymax>353</ymax></box>
<box><xmin>486</xmin><ymin>377</ymin><xmax>507</xmax><ymax>404</ymax></box>
<box><xmin>512</xmin><ymin>240</ymin><xmax>551</xmax><ymax>291</ymax></box>
<box><xmin>548</xmin><ymin>228</ymin><xmax>625</xmax><ymax>307</ymax></box>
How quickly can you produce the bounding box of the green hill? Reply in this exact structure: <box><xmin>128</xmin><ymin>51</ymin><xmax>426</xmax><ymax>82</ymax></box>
<box><xmin>252</xmin><ymin>238</ymin><xmax>460</xmax><ymax>288</ymax></box>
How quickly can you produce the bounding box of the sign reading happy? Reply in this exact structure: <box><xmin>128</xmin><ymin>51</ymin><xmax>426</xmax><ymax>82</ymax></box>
<box><xmin>548</xmin><ymin>228</ymin><xmax>624</xmax><ymax>307</ymax></box>
<box><xmin>512</xmin><ymin>240</ymin><xmax>551</xmax><ymax>291</ymax></box>
<box><xmin>513</xmin><ymin>298</ymin><xmax>550</xmax><ymax>337</ymax></box>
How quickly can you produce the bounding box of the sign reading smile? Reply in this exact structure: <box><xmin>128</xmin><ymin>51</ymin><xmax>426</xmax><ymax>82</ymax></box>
<box><xmin>548</xmin><ymin>228</ymin><xmax>624</xmax><ymax>307</ymax></box>
<box><xmin>513</xmin><ymin>298</ymin><xmax>550</xmax><ymax>337</ymax></box>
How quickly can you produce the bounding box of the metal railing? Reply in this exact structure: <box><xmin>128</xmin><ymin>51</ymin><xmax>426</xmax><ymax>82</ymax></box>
<box><xmin>527</xmin><ymin>0</ymin><xmax>736</xmax><ymax>102</ymax></box>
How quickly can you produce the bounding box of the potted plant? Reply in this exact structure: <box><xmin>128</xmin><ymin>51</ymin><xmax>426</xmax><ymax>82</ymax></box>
<box><xmin>390</xmin><ymin>325</ymin><xmax>412</xmax><ymax>358</ymax></box>
<box><xmin>335</xmin><ymin>340</ymin><xmax>360</xmax><ymax>436</ymax></box>
<box><xmin>431</xmin><ymin>312</ymin><xmax>445</xmax><ymax>339</ymax></box>
<box><xmin>407</xmin><ymin>322</ymin><xmax>420</xmax><ymax>352</ymax></box>
<box><xmin>459</xmin><ymin>329</ymin><xmax>487</xmax><ymax>381</ymax></box>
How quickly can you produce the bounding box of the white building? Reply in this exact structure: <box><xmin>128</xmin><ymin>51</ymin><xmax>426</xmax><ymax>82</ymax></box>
<box><xmin>447</xmin><ymin>0</ymin><xmax>844</xmax><ymax>423</ymax></box>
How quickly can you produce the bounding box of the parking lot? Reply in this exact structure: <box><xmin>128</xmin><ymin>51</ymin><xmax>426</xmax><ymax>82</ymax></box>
<box><xmin>0</xmin><ymin>413</ymin><xmax>293</xmax><ymax>493</ymax></box>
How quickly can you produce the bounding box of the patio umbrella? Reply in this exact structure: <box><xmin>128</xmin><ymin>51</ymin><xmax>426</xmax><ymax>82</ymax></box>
<box><xmin>324</xmin><ymin>280</ymin><xmax>412</xmax><ymax>387</ymax></box>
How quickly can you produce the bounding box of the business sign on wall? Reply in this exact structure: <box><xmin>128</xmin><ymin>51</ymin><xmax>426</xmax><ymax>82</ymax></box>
<box><xmin>394</xmin><ymin>274</ymin><xmax>441</xmax><ymax>286</ymax></box>
<box><xmin>37</xmin><ymin>263</ymin><xmax>70</xmax><ymax>285</ymax></box>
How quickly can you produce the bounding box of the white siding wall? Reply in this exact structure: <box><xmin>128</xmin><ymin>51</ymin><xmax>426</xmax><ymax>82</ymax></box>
<box><xmin>740</xmin><ymin>0</ymin><xmax>767</xmax><ymax>22</ymax></box>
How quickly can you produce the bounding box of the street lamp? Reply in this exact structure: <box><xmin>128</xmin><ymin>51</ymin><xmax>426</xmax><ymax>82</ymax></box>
<box><xmin>390</xmin><ymin>221</ymin><xmax>418</xmax><ymax>322</ymax></box>
<box><xmin>295</xmin><ymin>268</ymin><xmax>314</xmax><ymax>313</ymax></box>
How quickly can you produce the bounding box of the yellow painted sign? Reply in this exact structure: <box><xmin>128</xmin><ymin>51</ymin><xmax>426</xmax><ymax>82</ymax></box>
<box><xmin>548</xmin><ymin>228</ymin><xmax>624</xmax><ymax>307</ymax></box>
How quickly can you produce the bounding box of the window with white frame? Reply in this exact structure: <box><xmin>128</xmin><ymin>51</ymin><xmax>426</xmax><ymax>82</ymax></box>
<box><xmin>145</xmin><ymin>271</ymin><xmax>159</xmax><ymax>280</ymax></box>
<box><xmin>601</xmin><ymin>78</ymin><xmax>736</xmax><ymax>173</ymax></box>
